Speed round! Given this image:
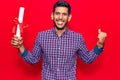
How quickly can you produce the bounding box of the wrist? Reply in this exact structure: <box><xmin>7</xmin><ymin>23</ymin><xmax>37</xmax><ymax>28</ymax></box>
<box><xmin>97</xmin><ymin>41</ymin><xmax>104</xmax><ymax>49</ymax></box>
<box><xmin>18</xmin><ymin>45</ymin><xmax>25</xmax><ymax>54</ymax></box>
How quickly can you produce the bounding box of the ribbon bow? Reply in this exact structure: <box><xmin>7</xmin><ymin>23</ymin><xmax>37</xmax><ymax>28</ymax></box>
<box><xmin>12</xmin><ymin>17</ymin><xmax>28</xmax><ymax>34</ymax></box>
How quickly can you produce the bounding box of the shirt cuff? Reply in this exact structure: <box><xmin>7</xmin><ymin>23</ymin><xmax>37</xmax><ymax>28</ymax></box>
<box><xmin>20</xmin><ymin>48</ymin><xmax>28</xmax><ymax>57</ymax></box>
<box><xmin>94</xmin><ymin>45</ymin><xmax>103</xmax><ymax>55</ymax></box>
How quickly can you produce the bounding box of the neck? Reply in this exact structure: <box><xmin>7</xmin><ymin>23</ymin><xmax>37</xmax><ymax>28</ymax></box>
<box><xmin>55</xmin><ymin>27</ymin><xmax>67</xmax><ymax>38</ymax></box>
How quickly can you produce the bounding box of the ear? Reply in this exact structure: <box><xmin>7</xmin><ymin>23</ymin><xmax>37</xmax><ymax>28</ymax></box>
<box><xmin>68</xmin><ymin>14</ymin><xmax>72</xmax><ymax>22</ymax></box>
<box><xmin>51</xmin><ymin>13</ymin><xmax>53</xmax><ymax>20</ymax></box>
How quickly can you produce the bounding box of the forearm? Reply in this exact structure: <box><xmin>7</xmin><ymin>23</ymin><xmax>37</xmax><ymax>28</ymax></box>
<box><xmin>19</xmin><ymin>48</ymin><xmax>40</xmax><ymax>65</ymax></box>
<box><xmin>18</xmin><ymin>45</ymin><xmax>25</xmax><ymax>54</ymax></box>
<box><xmin>19</xmin><ymin>43</ymin><xmax>42</xmax><ymax>64</ymax></box>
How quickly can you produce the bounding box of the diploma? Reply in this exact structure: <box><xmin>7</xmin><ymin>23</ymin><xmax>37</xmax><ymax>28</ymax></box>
<box><xmin>16</xmin><ymin>7</ymin><xmax>25</xmax><ymax>37</ymax></box>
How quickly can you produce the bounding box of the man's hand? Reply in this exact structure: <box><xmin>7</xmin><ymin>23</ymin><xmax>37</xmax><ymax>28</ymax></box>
<box><xmin>11</xmin><ymin>35</ymin><xmax>25</xmax><ymax>53</ymax></box>
<box><xmin>97</xmin><ymin>29</ymin><xmax>107</xmax><ymax>48</ymax></box>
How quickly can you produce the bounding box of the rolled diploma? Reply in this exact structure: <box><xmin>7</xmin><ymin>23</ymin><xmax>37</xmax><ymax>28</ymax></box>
<box><xmin>16</xmin><ymin>7</ymin><xmax>24</xmax><ymax>37</ymax></box>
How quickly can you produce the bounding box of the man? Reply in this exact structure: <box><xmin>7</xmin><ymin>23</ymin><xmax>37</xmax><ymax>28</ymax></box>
<box><xmin>11</xmin><ymin>1</ymin><xmax>107</xmax><ymax>80</ymax></box>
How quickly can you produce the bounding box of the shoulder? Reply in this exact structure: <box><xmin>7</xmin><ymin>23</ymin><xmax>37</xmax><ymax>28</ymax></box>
<box><xmin>67</xmin><ymin>29</ymin><xmax>85</xmax><ymax>43</ymax></box>
<box><xmin>68</xmin><ymin>29</ymin><xmax>83</xmax><ymax>38</ymax></box>
<box><xmin>34</xmin><ymin>28</ymin><xmax>53</xmax><ymax>41</ymax></box>
<box><xmin>36</xmin><ymin>28</ymin><xmax>53</xmax><ymax>37</ymax></box>
<box><xmin>38</xmin><ymin>28</ymin><xmax>53</xmax><ymax>35</ymax></box>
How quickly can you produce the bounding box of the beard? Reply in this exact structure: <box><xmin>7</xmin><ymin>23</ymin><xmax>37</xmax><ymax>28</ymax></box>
<box><xmin>54</xmin><ymin>24</ymin><xmax>66</xmax><ymax>30</ymax></box>
<box><xmin>54</xmin><ymin>19</ymin><xmax>68</xmax><ymax>30</ymax></box>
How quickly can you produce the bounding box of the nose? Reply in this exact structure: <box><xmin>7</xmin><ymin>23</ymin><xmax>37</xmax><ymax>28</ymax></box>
<box><xmin>59</xmin><ymin>14</ymin><xmax>63</xmax><ymax>19</ymax></box>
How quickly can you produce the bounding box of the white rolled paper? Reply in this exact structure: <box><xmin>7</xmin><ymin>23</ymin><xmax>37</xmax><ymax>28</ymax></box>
<box><xmin>16</xmin><ymin>7</ymin><xmax>25</xmax><ymax>37</ymax></box>
<box><xmin>98</xmin><ymin>28</ymin><xmax>101</xmax><ymax>34</ymax></box>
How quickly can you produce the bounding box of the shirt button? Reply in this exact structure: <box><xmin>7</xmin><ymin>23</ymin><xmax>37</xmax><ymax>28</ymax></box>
<box><xmin>59</xmin><ymin>47</ymin><xmax>60</xmax><ymax>50</ymax></box>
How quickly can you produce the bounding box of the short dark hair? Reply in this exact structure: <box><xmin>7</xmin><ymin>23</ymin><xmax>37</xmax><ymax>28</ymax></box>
<box><xmin>53</xmin><ymin>0</ymin><xmax>71</xmax><ymax>15</ymax></box>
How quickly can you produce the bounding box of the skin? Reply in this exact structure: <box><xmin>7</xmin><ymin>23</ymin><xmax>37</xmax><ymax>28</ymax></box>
<box><xmin>51</xmin><ymin>7</ymin><xmax>71</xmax><ymax>37</ymax></box>
<box><xmin>11</xmin><ymin>6</ymin><xmax>107</xmax><ymax>54</ymax></box>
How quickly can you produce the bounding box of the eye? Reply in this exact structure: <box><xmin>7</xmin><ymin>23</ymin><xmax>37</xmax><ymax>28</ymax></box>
<box><xmin>55</xmin><ymin>12</ymin><xmax>60</xmax><ymax>15</ymax></box>
<box><xmin>63</xmin><ymin>13</ymin><xmax>67</xmax><ymax>16</ymax></box>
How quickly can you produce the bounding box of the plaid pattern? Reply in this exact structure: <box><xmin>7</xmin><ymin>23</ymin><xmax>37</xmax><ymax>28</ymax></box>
<box><xmin>22</xmin><ymin>28</ymin><xmax>101</xmax><ymax>80</ymax></box>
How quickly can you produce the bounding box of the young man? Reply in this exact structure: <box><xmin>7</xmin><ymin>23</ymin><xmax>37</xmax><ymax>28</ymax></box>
<box><xmin>11</xmin><ymin>1</ymin><xmax>107</xmax><ymax>80</ymax></box>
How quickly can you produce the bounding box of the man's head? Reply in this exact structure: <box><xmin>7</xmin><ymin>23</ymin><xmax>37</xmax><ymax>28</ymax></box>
<box><xmin>51</xmin><ymin>1</ymin><xmax>72</xmax><ymax>30</ymax></box>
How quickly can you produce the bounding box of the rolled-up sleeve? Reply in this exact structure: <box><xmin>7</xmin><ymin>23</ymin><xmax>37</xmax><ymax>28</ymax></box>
<box><xmin>77</xmin><ymin>35</ymin><xmax>103</xmax><ymax>64</ymax></box>
<box><xmin>20</xmin><ymin>33</ymin><xmax>43</xmax><ymax>64</ymax></box>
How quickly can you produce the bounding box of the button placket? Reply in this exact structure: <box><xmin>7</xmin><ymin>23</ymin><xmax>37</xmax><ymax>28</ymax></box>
<box><xmin>56</xmin><ymin>37</ymin><xmax>61</xmax><ymax>73</ymax></box>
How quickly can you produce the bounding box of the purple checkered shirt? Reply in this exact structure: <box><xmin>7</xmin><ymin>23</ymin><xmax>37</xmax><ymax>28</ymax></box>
<box><xmin>21</xmin><ymin>27</ymin><xmax>103</xmax><ymax>80</ymax></box>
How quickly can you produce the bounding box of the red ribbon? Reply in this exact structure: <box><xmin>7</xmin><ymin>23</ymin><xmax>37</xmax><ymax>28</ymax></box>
<box><xmin>12</xmin><ymin>17</ymin><xmax>28</xmax><ymax>34</ymax></box>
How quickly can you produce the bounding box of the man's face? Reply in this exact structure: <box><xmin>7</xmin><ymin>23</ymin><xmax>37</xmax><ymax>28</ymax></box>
<box><xmin>52</xmin><ymin>7</ymin><xmax>71</xmax><ymax>30</ymax></box>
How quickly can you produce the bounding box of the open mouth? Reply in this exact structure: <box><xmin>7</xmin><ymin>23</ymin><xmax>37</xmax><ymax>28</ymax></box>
<box><xmin>56</xmin><ymin>20</ymin><xmax>64</xmax><ymax>25</ymax></box>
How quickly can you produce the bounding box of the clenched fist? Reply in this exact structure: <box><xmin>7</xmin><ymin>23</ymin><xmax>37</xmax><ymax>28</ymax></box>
<box><xmin>11</xmin><ymin>35</ymin><xmax>23</xmax><ymax>48</ymax></box>
<box><xmin>98</xmin><ymin>29</ymin><xmax>107</xmax><ymax>43</ymax></box>
<box><xmin>97</xmin><ymin>29</ymin><xmax>107</xmax><ymax>48</ymax></box>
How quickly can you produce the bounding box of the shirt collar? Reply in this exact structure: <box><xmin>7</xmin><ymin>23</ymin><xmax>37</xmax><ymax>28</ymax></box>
<box><xmin>52</xmin><ymin>26</ymin><xmax>70</xmax><ymax>37</ymax></box>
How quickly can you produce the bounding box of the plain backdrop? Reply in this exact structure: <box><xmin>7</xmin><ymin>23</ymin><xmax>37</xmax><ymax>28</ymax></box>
<box><xmin>0</xmin><ymin>0</ymin><xmax>120</xmax><ymax>80</ymax></box>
